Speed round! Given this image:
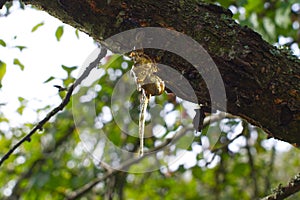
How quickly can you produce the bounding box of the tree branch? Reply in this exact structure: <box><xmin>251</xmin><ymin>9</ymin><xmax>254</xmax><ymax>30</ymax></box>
<box><xmin>21</xmin><ymin>0</ymin><xmax>300</xmax><ymax>145</ymax></box>
<box><xmin>0</xmin><ymin>0</ymin><xmax>7</xmax><ymax>9</ymax></box>
<box><xmin>261</xmin><ymin>173</ymin><xmax>300</xmax><ymax>200</ymax></box>
<box><xmin>0</xmin><ymin>47</ymin><xmax>107</xmax><ymax>167</ymax></box>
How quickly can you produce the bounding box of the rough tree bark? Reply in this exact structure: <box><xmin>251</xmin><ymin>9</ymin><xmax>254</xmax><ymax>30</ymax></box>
<box><xmin>13</xmin><ymin>0</ymin><xmax>300</xmax><ymax>144</ymax></box>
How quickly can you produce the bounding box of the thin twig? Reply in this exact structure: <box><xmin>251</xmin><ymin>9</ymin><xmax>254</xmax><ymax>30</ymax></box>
<box><xmin>210</xmin><ymin>132</ymin><xmax>244</xmax><ymax>154</ymax></box>
<box><xmin>0</xmin><ymin>47</ymin><xmax>107</xmax><ymax>167</ymax></box>
<box><xmin>261</xmin><ymin>173</ymin><xmax>300</xmax><ymax>200</ymax></box>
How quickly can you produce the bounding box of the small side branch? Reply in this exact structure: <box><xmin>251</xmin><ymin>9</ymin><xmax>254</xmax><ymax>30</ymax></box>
<box><xmin>0</xmin><ymin>47</ymin><xmax>107</xmax><ymax>167</ymax></box>
<box><xmin>261</xmin><ymin>173</ymin><xmax>300</xmax><ymax>200</ymax></box>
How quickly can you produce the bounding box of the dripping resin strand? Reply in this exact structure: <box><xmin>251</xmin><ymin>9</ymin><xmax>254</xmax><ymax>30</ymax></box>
<box><xmin>130</xmin><ymin>50</ymin><xmax>165</xmax><ymax>156</ymax></box>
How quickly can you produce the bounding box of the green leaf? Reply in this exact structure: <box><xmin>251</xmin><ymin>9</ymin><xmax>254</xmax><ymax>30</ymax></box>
<box><xmin>55</xmin><ymin>26</ymin><xmax>64</xmax><ymax>41</ymax></box>
<box><xmin>13</xmin><ymin>58</ymin><xmax>25</xmax><ymax>71</ymax></box>
<box><xmin>75</xmin><ymin>29</ymin><xmax>80</xmax><ymax>39</ymax></box>
<box><xmin>62</xmin><ymin>77</ymin><xmax>75</xmax><ymax>88</ymax></box>
<box><xmin>31</xmin><ymin>22</ymin><xmax>44</xmax><ymax>32</ymax></box>
<box><xmin>61</xmin><ymin>65</ymin><xmax>77</xmax><ymax>75</ymax></box>
<box><xmin>0</xmin><ymin>39</ymin><xmax>6</xmax><ymax>47</ymax></box>
<box><xmin>44</xmin><ymin>76</ymin><xmax>55</xmax><ymax>83</ymax></box>
<box><xmin>0</xmin><ymin>61</ymin><xmax>7</xmax><ymax>88</ymax></box>
<box><xmin>18</xmin><ymin>97</ymin><xmax>25</xmax><ymax>103</ymax></box>
<box><xmin>17</xmin><ymin>105</ymin><xmax>25</xmax><ymax>115</ymax></box>
<box><xmin>14</xmin><ymin>46</ymin><xmax>27</xmax><ymax>51</ymax></box>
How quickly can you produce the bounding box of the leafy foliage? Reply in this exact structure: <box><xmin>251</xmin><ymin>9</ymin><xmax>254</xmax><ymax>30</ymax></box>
<box><xmin>209</xmin><ymin>0</ymin><xmax>300</xmax><ymax>48</ymax></box>
<box><xmin>14</xmin><ymin>45</ymin><xmax>27</xmax><ymax>51</ymax></box>
<box><xmin>0</xmin><ymin>60</ymin><xmax>6</xmax><ymax>88</ymax></box>
<box><xmin>13</xmin><ymin>58</ymin><xmax>25</xmax><ymax>71</ymax></box>
<box><xmin>55</xmin><ymin>26</ymin><xmax>64</xmax><ymax>41</ymax></box>
<box><xmin>0</xmin><ymin>39</ymin><xmax>6</xmax><ymax>47</ymax></box>
<box><xmin>31</xmin><ymin>21</ymin><xmax>44</xmax><ymax>32</ymax></box>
